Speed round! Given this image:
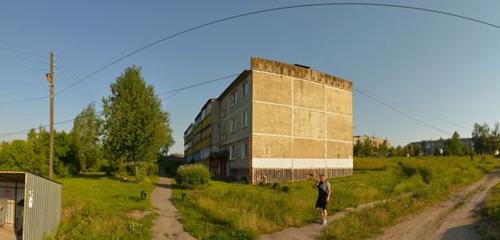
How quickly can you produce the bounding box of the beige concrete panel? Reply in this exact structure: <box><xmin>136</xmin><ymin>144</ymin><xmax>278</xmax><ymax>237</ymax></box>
<box><xmin>293</xmin><ymin>108</ymin><xmax>325</xmax><ymax>139</ymax></box>
<box><xmin>252</xmin><ymin>135</ymin><xmax>292</xmax><ymax>158</ymax></box>
<box><xmin>293</xmin><ymin>79</ymin><xmax>325</xmax><ymax>110</ymax></box>
<box><xmin>252</xmin><ymin>71</ymin><xmax>292</xmax><ymax>105</ymax></box>
<box><xmin>326</xmin><ymin>114</ymin><xmax>352</xmax><ymax>141</ymax></box>
<box><xmin>327</xmin><ymin>141</ymin><xmax>353</xmax><ymax>159</ymax></box>
<box><xmin>253</xmin><ymin>102</ymin><xmax>292</xmax><ymax>135</ymax></box>
<box><xmin>292</xmin><ymin>138</ymin><xmax>325</xmax><ymax>159</ymax></box>
<box><xmin>325</xmin><ymin>88</ymin><xmax>352</xmax><ymax>115</ymax></box>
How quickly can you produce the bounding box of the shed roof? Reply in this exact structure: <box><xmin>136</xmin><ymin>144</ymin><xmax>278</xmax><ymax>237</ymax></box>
<box><xmin>0</xmin><ymin>171</ymin><xmax>61</xmax><ymax>185</ymax></box>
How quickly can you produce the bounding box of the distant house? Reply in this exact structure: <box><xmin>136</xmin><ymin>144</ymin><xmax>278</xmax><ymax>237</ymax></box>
<box><xmin>184</xmin><ymin>57</ymin><xmax>354</xmax><ymax>183</ymax></box>
<box><xmin>409</xmin><ymin>138</ymin><xmax>473</xmax><ymax>156</ymax></box>
<box><xmin>353</xmin><ymin>135</ymin><xmax>390</xmax><ymax>147</ymax></box>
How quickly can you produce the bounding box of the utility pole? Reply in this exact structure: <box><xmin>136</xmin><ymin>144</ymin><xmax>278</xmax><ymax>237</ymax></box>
<box><xmin>46</xmin><ymin>50</ymin><xmax>55</xmax><ymax>179</ymax></box>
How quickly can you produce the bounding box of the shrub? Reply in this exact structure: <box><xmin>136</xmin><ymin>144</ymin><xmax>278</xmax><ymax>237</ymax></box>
<box><xmin>176</xmin><ymin>164</ymin><xmax>210</xmax><ymax>189</ymax></box>
<box><xmin>272</xmin><ymin>182</ymin><xmax>281</xmax><ymax>190</ymax></box>
<box><xmin>162</xmin><ymin>160</ymin><xmax>184</xmax><ymax>176</ymax></box>
<box><xmin>281</xmin><ymin>186</ymin><xmax>290</xmax><ymax>193</ymax></box>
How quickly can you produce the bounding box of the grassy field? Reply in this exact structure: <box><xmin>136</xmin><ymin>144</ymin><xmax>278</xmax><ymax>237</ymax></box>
<box><xmin>476</xmin><ymin>182</ymin><xmax>500</xmax><ymax>239</ymax></box>
<box><xmin>321</xmin><ymin>156</ymin><xmax>499</xmax><ymax>240</ymax></box>
<box><xmin>52</xmin><ymin>174</ymin><xmax>157</xmax><ymax>240</ymax></box>
<box><xmin>172</xmin><ymin>157</ymin><xmax>499</xmax><ymax>240</ymax></box>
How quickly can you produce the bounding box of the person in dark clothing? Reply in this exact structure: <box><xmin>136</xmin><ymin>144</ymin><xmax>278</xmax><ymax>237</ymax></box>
<box><xmin>315</xmin><ymin>174</ymin><xmax>331</xmax><ymax>225</ymax></box>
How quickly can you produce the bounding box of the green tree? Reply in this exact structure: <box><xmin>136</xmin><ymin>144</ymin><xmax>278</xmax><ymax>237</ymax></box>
<box><xmin>446</xmin><ymin>131</ymin><xmax>465</xmax><ymax>156</ymax></box>
<box><xmin>353</xmin><ymin>139</ymin><xmax>363</xmax><ymax>157</ymax></box>
<box><xmin>103</xmin><ymin>66</ymin><xmax>174</xmax><ymax>176</ymax></box>
<box><xmin>472</xmin><ymin>122</ymin><xmax>491</xmax><ymax>154</ymax></box>
<box><xmin>0</xmin><ymin>140</ymin><xmax>31</xmax><ymax>170</ymax></box>
<box><xmin>70</xmin><ymin>104</ymin><xmax>103</xmax><ymax>172</ymax></box>
<box><xmin>362</xmin><ymin>138</ymin><xmax>374</xmax><ymax>157</ymax></box>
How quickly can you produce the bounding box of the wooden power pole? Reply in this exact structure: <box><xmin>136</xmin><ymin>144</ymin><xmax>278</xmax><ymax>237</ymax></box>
<box><xmin>46</xmin><ymin>50</ymin><xmax>55</xmax><ymax>179</ymax></box>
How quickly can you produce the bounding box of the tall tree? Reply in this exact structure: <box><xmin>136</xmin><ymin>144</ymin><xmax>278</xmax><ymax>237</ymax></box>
<box><xmin>103</xmin><ymin>66</ymin><xmax>174</xmax><ymax>176</ymax></box>
<box><xmin>446</xmin><ymin>131</ymin><xmax>465</xmax><ymax>156</ymax></box>
<box><xmin>70</xmin><ymin>104</ymin><xmax>103</xmax><ymax>172</ymax></box>
<box><xmin>472</xmin><ymin>122</ymin><xmax>491</xmax><ymax>154</ymax></box>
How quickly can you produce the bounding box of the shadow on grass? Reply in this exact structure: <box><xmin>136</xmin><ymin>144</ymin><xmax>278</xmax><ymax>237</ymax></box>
<box><xmin>74</xmin><ymin>172</ymin><xmax>108</xmax><ymax>179</ymax></box>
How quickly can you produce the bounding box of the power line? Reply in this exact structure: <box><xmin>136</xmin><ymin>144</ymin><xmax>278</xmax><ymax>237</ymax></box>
<box><xmin>0</xmin><ymin>40</ymin><xmax>46</xmax><ymax>54</ymax></box>
<box><xmin>0</xmin><ymin>73</ymin><xmax>238</xmax><ymax>138</ymax></box>
<box><xmin>0</xmin><ymin>45</ymin><xmax>45</xmax><ymax>59</ymax></box>
<box><xmin>356</xmin><ymin>87</ymin><xmax>471</xmax><ymax>130</ymax></box>
<box><xmin>1</xmin><ymin>2</ymin><xmax>499</xmax><ymax>106</ymax></box>
<box><xmin>0</xmin><ymin>53</ymin><xmax>47</xmax><ymax>65</ymax></box>
<box><xmin>0</xmin><ymin>96</ymin><xmax>46</xmax><ymax>107</ymax></box>
<box><xmin>2</xmin><ymin>2</ymin><xmax>498</xmax><ymax>137</ymax></box>
<box><xmin>0</xmin><ymin>62</ymin><xmax>45</xmax><ymax>71</ymax></box>
<box><xmin>0</xmin><ymin>118</ymin><xmax>75</xmax><ymax>139</ymax></box>
<box><xmin>158</xmin><ymin>73</ymin><xmax>239</xmax><ymax>97</ymax></box>
<box><xmin>57</xmin><ymin>55</ymin><xmax>99</xmax><ymax>100</ymax></box>
<box><xmin>354</xmin><ymin>88</ymin><xmax>453</xmax><ymax>135</ymax></box>
<box><xmin>54</xmin><ymin>2</ymin><xmax>500</xmax><ymax>96</ymax></box>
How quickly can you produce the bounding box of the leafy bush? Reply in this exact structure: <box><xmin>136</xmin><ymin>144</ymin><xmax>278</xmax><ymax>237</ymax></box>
<box><xmin>176</xmin><ymin>164</ymin><xmax>210</xmax><ymax>189</ymax></box>
<box><xmin>162</xmin><ymin>160</ymin><xmax>184</xmax><ymax>176</ymax></box>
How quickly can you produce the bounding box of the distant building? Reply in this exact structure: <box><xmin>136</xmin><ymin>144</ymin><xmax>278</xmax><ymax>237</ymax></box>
<box><xmin>409</xmin><ymin>138</ymin><xmax>473</xmax><ymax>156</ymax></box>
<box><xmin>184</xmin><ymin>57</ymin><xmax>354</xmax><ymax>183</ymax></box>
<box><xmin>353</xmin><ymin>135</ymin><xmax>390</xmax><ymax>147</ymax></box>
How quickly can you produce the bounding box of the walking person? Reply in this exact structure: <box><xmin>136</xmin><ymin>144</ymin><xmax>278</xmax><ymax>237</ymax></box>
<box><xmin>315</xmin><ymin>174</ymin><xmax>331</xmax><ymax>225</ymax></box>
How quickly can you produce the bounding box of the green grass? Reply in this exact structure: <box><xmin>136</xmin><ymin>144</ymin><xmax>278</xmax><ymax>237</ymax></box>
<box><xmin>53</xmin><ymin>174</ymin><xmax>157</xmax><ymax>240</ymax></box>
<box><xmin>172</xmin><ymin>157</ymin><xmax>499</xmax><ymax>240</ymax></box>
<box><xmin>320</xmin><ymin>156</ymin><xmax>499</xmax><ymax>240</ymax></box>
<box><xmin>172</xmin><ymin>172</ymin><xmax>401</xmax><ymax>240</ymax></box>
<box><xmin>476</xmin><ymin>182</ymin><xmax>500</xmax><ymax>239</ymax></box>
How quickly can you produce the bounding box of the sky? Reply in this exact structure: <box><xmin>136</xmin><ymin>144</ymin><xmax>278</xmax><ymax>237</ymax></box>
<box><xmin>0</xmin><ymin>0</ymin><xmax>499</xmax><ymax>154</ymax></box>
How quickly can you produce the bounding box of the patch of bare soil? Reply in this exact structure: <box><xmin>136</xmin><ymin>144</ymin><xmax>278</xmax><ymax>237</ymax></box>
<box><xmin>373</xmin><ymin>171</ymin><xmax>500</xmax><ymax>240</ymax></box>
<box><xmin>126</xmin><ymin>210</ymin><xmax>150</xmax><ymax>219</ymax></box>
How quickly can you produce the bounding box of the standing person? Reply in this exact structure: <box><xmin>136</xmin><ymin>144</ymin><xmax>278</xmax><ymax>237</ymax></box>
<box><xmin>315</xmin><ymin>174</ymin><xmax>331</xmax><ymax>225</ymax></box>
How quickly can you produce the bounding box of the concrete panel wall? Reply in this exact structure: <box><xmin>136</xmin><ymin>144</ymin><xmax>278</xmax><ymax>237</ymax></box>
<box><xmin>326</xmin><ymin>114</ymin><xmax>352</xmax><ymax>141</ymax></box>
<box><xmin>253</xmin><ymin>102</ymin><xmax>292</xmax><ymax>136</ymax></box>
<box><xmin>292</xmin><ymin>79</ymin><xmax>325</xmax><ymax>110</ymax></box>
<box><xmin>252</xmin><ymin>135</ymin><xmax>291</xmax><ymax>158</ymax></box>
<box><xmin>293</xmin><ymin>108</ymin><xmax>325</xmax><ymax>139</ymax></box>
<box><xmin>325</xmin><ymin>88</ymin><xmax>352</xmax><ymax>115</ymax></box>
<box><xmin>327</xmin><ymin>141</ymin><xmax>353</xmax><ymax>159</ymax></box>
<box><xmin>252</xmin><ymin>71</ymin><xmax>291</xmax><ymax>105</ymax></box>
<box><xmin>292</xmin><ymin>138</ymin><xmax>325</xmax><ymax>159</ymax></box>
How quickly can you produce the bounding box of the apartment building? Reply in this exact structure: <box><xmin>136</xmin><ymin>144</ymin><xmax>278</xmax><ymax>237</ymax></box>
<box><xmin>409</xmin><ymin>138</ymin><xmax>473</xmax><ymax>156</ymax></box>
<box><xmin>184</xmin><ymin>57</ymin><xmax>353</xmax><ymax>183</ymax></box>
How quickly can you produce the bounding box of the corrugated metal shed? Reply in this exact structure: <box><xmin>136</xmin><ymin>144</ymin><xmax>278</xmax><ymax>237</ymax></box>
<box><xmin>0</xmin><ymin>171</ymin><xmax>61</xmax><ymax>240</ymax></box>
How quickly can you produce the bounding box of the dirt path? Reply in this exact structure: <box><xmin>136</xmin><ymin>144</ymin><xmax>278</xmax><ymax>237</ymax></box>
<box><xmin>259</xmin><ymin>199</ymin><xmax>395</xmax><ymax>240</ymax></box>
<box><xmin>373</xmin><ymin>171</ymin><xmax>500</xmax><ymax>240</ymax></box>
<box><xmin>151</xmin><ymin>171</ymin><xmax>196</xmax><ymax>240</ymax></box>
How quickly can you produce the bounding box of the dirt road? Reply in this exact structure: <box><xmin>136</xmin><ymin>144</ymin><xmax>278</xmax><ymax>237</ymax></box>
<box><xmin>259</xmin><ymin>199</ymin><xmax>393</xmax><ymax>240</ymax></box>
<box><xmin>151</xmin><ymin>172</ymin><xmax>195</xmax><ymax>240</ymax></box>
<box><xmin>373</xmin><ymin>171</ymin><xmax>500</xmax><ymax>240</ymax></box>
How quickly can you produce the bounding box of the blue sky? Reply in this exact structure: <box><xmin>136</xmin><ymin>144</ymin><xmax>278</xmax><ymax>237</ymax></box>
<box><xmin>0</xmin><ymin>0</ymin><xmax>499</xmax><ymax>153</ymax></box>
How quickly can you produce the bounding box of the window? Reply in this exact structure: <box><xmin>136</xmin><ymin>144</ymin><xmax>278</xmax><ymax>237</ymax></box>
<box><xmin>230</xmin><ymin>145</ymin><xmax>236</xmax><ymax>160</ymax></box>
<box><xmin>242</xmin><ymin>142</ymin><xmax>248</xmax><ymax>159</ymax></box>
<box><xmin>242</xmin><ymin>111</ymin><xmax>248</xmax><ymax>128</ymax></box>
<box><xmin>230</xmin><ymin>118</ymin><xmax>237</xmax><ymax>133</ymax></box>
<box><xmin>231</xmin><ymin>91</ymin><xmax>238</xmax><ymax>105</ymax></box>
<box><xmin>243</xmin><ymin>80</ymin><xmax>249</xmax><ymax>96</ymax></box>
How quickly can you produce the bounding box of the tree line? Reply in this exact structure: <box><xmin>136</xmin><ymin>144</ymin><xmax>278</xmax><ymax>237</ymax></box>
<box><xmin>354</xmin><ymin>122</ymin><xmax>500</xmax><ymax>157</ymax></box>
<box><xmin>0</xmin><ymin>66</ymin><xmax>174</xmax><ymax>178</ymax></box>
